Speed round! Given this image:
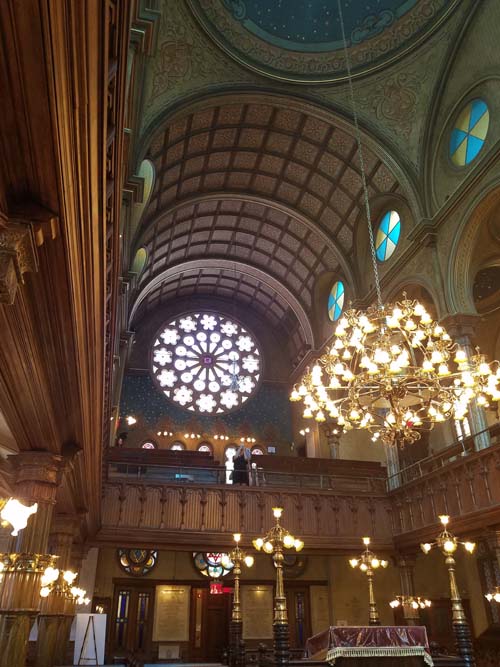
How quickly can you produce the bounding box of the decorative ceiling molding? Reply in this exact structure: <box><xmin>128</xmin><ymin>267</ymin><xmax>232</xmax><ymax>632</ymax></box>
<box><xmin>186</xmin><ymin>0</ymin><xmax>460</xmax><ymax>84</ymax></box>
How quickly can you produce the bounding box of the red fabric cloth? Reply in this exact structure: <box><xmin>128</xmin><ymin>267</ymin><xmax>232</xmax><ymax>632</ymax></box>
<box><xmin>306</xmin><ymin>626</ymin><xmax>430</xmax><ymax>659</ymax></box>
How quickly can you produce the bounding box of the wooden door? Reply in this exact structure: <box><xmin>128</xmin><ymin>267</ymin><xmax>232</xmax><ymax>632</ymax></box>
<box><xmin>190</xmin><ymin>586</ymin><xmax>231</xmax><ymax>662</ymax></box>
<box><xmin>110</xmin><ymin>584</ymin><xmax>155</xmax><ymax>661</ymax></box>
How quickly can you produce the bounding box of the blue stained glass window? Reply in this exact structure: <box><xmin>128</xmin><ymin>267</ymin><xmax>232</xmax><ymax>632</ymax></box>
<box><xmin>375</xmin><ymin>211</ymin><xmax>401</xmax><ymax>262</ymax></box>
<box><xmin>328</xmin><ymin>281</ymin><xmax>345</xmax><ymax>322</ymax></box>
<box><xmin>449</xmin><ymin>99</ymin><xmax>489</xmax><ymax>166</ymax></box>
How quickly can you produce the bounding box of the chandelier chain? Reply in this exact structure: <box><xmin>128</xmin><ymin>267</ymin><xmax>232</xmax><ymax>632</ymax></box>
<box><xmin>337</xmin><ymin>0</ymin><xmax>383</xmax><ymax>309</ymax></box>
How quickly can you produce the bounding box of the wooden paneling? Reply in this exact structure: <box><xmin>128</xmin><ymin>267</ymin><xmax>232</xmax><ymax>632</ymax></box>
<box><xmin>99</xmin><ymin>482</ymin><xmax>392</xmax><ymax>551</ymax></box>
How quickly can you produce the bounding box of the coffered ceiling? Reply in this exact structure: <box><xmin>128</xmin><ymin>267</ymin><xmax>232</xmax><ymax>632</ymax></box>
<box><xmin>131</xmin><ymin>96</ymin><xmax>406</xmax><ymax>364</ymax></box>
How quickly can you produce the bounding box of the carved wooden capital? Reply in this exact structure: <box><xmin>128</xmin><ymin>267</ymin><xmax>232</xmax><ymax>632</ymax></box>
<box><xmin>9</xmin><ymin>452</ymin><xmax>64</xmax><ymax>491</ymax></box>
<box><xmin>0</xmin><ymin>222</ymin><xmax>37</xmax><ymax>304</ymax></box>
<box><xmin>0</xmin><ymin>204</ymin><xmax>58</xmax><ymax>304</ymax></box>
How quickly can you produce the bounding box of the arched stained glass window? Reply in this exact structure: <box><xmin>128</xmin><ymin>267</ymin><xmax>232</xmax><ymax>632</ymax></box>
<box><xmin>193</xmin><ymin>552</ymin><xmax>234</xmax><ymax>578</ymax></box>
<box><xmin>118</xmin><ymin>549</ymin><xmax>158</xmax><ymax>576</ymax></box>
<box><xmin>328</xmin><ymin>281</ymin><xmax>345</xmax><ymax>322</ymax></box>
<box><xmin>152</xmin><ymin>312</ymin><xmax>261</xmax><ymax>415</ymax></box>
<box><xmin>198</xmin><ymin>442</ymin><xmax>213</xmax><ymax>453</ymax></box>
<box><xmin>450</xmin><ymin>99</ymin><xmax>489</xmax><ymax>166</ymax></box>
<box><xmin>375</xmin><ymin>211</ymin><xmax>401</xmax><ymax>262</ymax></box>
<box><xmin>170</xmin><ymin>441</ymin><xmax>186</xmax><ymax>451</ymax></box>
<box><xmin>252</xmin><ymin>447</ymin><xmax>265</xmax><ymax>456</ymax></box>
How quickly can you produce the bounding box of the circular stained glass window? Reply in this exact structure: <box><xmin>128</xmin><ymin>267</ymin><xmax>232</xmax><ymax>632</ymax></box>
<box><xmin>328</xmin><ymin>281</ymin><xmax>345</xmax><ymax>322</ymax></box>
<box><xmin>376</xmin><ymin>211</ymin><xmax>401</xmax><ymax>262</ymax></box>
<box><xmin>450</xmin><ymin>99</ymin><xmax>489</xmax><ymax>166</ymax></box>
<box><xmin>118</xmin><ymin>549</ymin><xmax>158</xmax><ymax>576</ymax></box>
<box><xmin>193</xmin><ymin>552</ymin><xmax>234</xmax><ymax>579</ymax></box>
<box><xmin>151</xmin><ymin>312</ymin><xmax>261</xmax><ymax>414</ymax></box>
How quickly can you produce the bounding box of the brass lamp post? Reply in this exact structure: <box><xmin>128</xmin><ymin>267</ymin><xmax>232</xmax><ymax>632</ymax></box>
<box><xmin>253</xmin><ymin>508</ymin><xmax>304</xmax><ymax>667</ymax></box>
<box><xmin>222</xmin><ymin>534</ymin><xmax>254</xmax><ymax>667</ymax></box>
<box><xmin>349</xmin><ymin>537</ymin><xmax>389</xmax><ymax>625</ymax></box>
<box><xmin>420</xmin><ymin>515</ymin><xmax>476</xmax><ymax>666</ymax></box>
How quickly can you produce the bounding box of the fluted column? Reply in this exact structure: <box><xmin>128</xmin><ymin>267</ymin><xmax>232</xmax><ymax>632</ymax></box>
<box><xmin>0</xmin><ymin>452</ymin><xmax>63</xmax><ymax>667</ymax></box>
<box><xmin>36</xmin><ymin>517</ymin><xmax>80</xmax><ymax>667</ymax></box>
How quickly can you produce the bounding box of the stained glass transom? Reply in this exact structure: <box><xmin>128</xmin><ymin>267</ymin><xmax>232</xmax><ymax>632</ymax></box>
<box><xmin>375</xmin><ymin>211</ymin><xmax>401</xmax><ymax>262</ymax></box>
<box><xmin>118</xmin><ymin>549</ymin><xmax>158</xmax><ymax>576</ymax></box>
<box><xmin>450</xmin><ymin>99</ymin><xmax>489</xmax><ymax>166</ymax></box>
<box><xmin>193</xmin><ymin>552</ymin><xmax>233</xmax><ymax>578</ymax></box>
<box><xmin>152</xmin><ymin>312</ymin><xmax>261</xmax><ymax>414</ymax></box>
<box><xmin>328</xmin><ymin>281</ymin><xmax>345</xmax><ymax>322</ymax></box>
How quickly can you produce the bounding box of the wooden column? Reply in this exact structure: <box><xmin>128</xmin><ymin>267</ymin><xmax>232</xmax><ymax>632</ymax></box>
<box><xmin>0</xmin><ymin>452</ymin><xmax>63</xmax><ymax>667</ymax></box>
<box><xmin>36</xmin><ymin>517</ymin><xmax>80</xmax><ymax>667</ymax></box>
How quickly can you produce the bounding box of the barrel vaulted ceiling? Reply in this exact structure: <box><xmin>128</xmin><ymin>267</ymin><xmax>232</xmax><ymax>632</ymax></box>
<box><xmin>130</xmin><ymin>95</ymin><xmax>407</xmax><ymax>365</ymax></box>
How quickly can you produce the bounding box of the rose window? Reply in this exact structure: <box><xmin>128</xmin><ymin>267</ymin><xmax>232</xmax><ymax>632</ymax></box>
<box><xmin>152</xmin><ymin>312</ymin><xmax>261</xmax><ymax>414</ymax></box>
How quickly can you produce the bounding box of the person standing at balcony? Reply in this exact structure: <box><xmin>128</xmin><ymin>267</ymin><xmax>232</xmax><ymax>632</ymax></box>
<box><xmin>232</xmin><ymin>445</ymin><xmax>250</xmax><ymax>485</ymax></box>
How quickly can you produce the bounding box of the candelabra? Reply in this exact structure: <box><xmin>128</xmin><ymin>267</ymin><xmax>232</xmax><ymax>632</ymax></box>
<box><xmin>39</xmin><ymin>566</ymin><xmax>89</xmax><ymax>605</ymax></box>
<box><xmin>253</xmin><ymin>508</ymin><xmax>304</xmax><ymax>667</ymax></box>
<box><xmin>390</xmin><ymin>596</ymin><xmax>431</xmax><ymax>611</ymax></box>
<box><xmin>485</xmin><ymin>587</ymin><xmax>500</xmax><ymax>603</ymax></box>
<box><xmin>349</xmin><ymin>537</ymin><xmax>388</xmax><ymax>625</ymax></box>
<box><xmin>421</xmin><ymin>515</ymin><xmax>476</xmax><ymax>666</ymax></box>
<box><xmin>222</xmin><ymin>534</ymin><xmax>254</xmax><ymax>667</ymax></box>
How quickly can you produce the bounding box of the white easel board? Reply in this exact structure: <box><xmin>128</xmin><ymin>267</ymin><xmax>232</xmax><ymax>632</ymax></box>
<box><xmin>73</xmin><ymin>613</ymin><xmax>107</xmax><ymax>666</ymax></box>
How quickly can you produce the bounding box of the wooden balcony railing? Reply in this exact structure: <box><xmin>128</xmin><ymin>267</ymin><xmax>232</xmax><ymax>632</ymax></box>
<box><xmin>389</xmin><ymin>438</ymin><xmax>500</xmax><ymax>548</ymax></box>
<box><xmin>99</xmin><ymin>481</ymin><xmax>393</xmax><ymax>550</ymax></box>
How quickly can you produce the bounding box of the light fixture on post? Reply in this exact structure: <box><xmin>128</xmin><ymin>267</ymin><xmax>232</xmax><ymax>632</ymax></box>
<box><xmin>349</xmin><ymin>537</ymin><xmax>389</xmax><ymax>625</ymax></box>
<box><xmin>389</xmin><ymin>595</ymin><xmax>431</xmax><ymax>611</ymax></box>
<box><xmin>253</xmin><ymin>508</ymin><xmax>303</xmax><ymax>667</ymax></box>
<box><xmin>221</xmin><ymin>534</ymin><xmax>254</xmax><ymax>667</ymax></box>
<box><xmin>485</xmin><ymin>587</ymin><xmax>500</xmax><ymax>603</ymax></box>
<box><xmin>420</xmin><ymin>515</ymin><xmax>476</xmax><ymax>666</ymax></box>
<box><xmin>290</xmin><ymin>1</ymin><xmax>500</xmax><ymax>448</ymax></box>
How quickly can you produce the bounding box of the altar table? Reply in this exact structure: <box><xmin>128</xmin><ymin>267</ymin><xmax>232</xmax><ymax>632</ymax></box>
<box><xmin>305</xmin><ymin>626</ymin><xmax>433</xmax><ymax>666</ymax></box>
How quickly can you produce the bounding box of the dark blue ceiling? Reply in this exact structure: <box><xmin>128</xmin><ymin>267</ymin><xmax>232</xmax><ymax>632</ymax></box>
<box><xmin>223</xmin><ymin>0</ymin><xmax>418</xmax><ymax>51</ymax></box>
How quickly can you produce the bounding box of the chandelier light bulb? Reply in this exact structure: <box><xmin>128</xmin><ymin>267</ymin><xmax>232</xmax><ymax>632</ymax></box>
<box><xmin>283</xmin><ymin>534</ymin><xmax>295</xmax><ymax>548</ymax></box>
<box><xmin>439</xmin><ymin>515</ymin><xmax>450</xmax><ymax>526</ymax></box>
<box><xmin>294</xmin><ymin>539</ymin><xmax>304</xmax><ymax>552</ymax></box>
<box><xmin>349</xmin><ymin>558</ymin><xmax>359</xmax><ymax>568</ymax></box>
<box><xmin>412</xmin><ymin>601</ymin><xmax>419</xmax><ymax>609</ymax></box>
<box><xmin>263</xmin><ymin>541</ymin><xmax>273</xmax><ymax>554</ymax></box>
<box><xmin>443</xmin><ymin>539</ymin><xmax>457</xmax><ymax>553</ymax></box>
<box><xmin>253</xmin><ymin>538</ymin><xmax>264</xmax><ymax>550</ymax></box>
<box><xmin>362</xmin><ymin>537</ymin><xmax>370</xmax><ymax>546</ymax></box>
<box><xmin>359</xmin><ymin>563</ymin><xmax>368</xmax><ymax>572</ymax></box>
<box><xmin>272</xmin><ymin>507</ymin><xmax>283</xmax><ymax>519</ymax></box>
<box><xmin>233</xmin><ymin>533</ymin><xmax>241</xmax><ymax>543</ymax></box>
<box><xmin>464</xmin><ymin>541</ymin><xmax>476</xmax><ymax>553</ymax></box>
<box><xmin>389</xmin><ymin>599</ymin><xmax>400</xmax><ymax>608</ymax></box>
<box><xmin>380</xmin><ymin>560</ymin><xmax>389</xmax><ymax>568</ymax></box>
<box><xmin>421</xmin><ymin>543</ymin><xmax>432</xmax><ymax>554</ymax></box>
<box><xmin>40</xmin><ymin>586</ymin><xmax>51</xmax><ymax>598</ymax></box>
<box><xmin>63</xmin><ymin>570</ymin><xmax>77</xmax><ymax>585</ymax></box>
<box><xmin>371</xmin><ymin>558</ymin><xmax>380</xmax><ymax>569</ymax></box>
<box><xmin>0</xmin><ymin>498</ymin><xmax>38</xmax><ymax>536</ymax></box>
<box><xmin>244</xmin><ymin>555</ymin><xmax>254</xmax><ymax>568</ymax></box>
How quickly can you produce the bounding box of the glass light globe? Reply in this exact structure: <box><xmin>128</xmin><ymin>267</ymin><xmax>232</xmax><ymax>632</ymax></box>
<box><xmin>283</xmin><ymin>535</ymin><xmax>294</xmax><ymax>548</ymax></box>
<box><xmin>253</xmin><ymin>538</ymin><xmax>264</xmax><ymax>550</ymax></box>
<box><xmin>294</xmin><ymin>539</ymin><xmax>304</xmax><ymax>552</ymax></box>
<box><xmin>495</xmin><ymin>593</ymin><xmax>500</xmax><ymax>603</ymax></box>
<box><xmin>443</xmin><ymin>539</ymin><xmax>456</xmax><ymax>553</ymax></box>
<box><xmin>272</xmin><ymin>507</ymin><xmax>283</xmax><ymax>519</ymax></box>
<box><xmin>359</xmin><ymin>563</ymin><xmax>368</xmax><ymax>572</ymax></box>
<box><xmin>420</xmin><ymin>543</ymin><xmax>432</xmax><ymax>554</ymax></box>
<box><xmin>40</xmin><ymin>586</ymin><xmax>51</xmax><ymax>598</ymax></box>
<box><xmin>263</xmin><ymin>541</ymin><xmax>273</xmax><ymax>554</ymax></box>
<box><xmin>63</xmin><ymin>570</ymin><xmax>77</xmax><ymax>585</ymax></box>
<box><xmin>0</xmin><ymin>499</ymin><xmax>38</xmax><ymax>536</ymax></box>
<box><xmin>362</xmin><ymin>537</ymin><xmax>370</xmax><ymax>546</ymax></box>
<box><xmin>349</xmin><ymin>559</ymin><xmax>359</xmax><ymax>568</ymax></box>
<box><xmin>244</xmin><ymin>556</ymin><xmax>254</xmax><ymax>568</ymax></box>
<box><xmin>371</xmin><ymin>558</ymin><xmax>380</xmax><ymax>569</ymax></box>
<box><xmin>233</xmin><ymin>533</ymin><xmax>241</xmax><ymax>543</ymax></box>
<box><xmin>464</xmin><ymin>541</ymin><xmax>476</xmax><ymax>553</ymax></box>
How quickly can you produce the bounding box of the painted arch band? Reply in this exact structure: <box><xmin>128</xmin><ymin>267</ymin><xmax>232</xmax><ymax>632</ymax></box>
<box><xmin>151</xmin><ymin>312</ymin><xmax>261</xmax><ymax>415</ymax></box>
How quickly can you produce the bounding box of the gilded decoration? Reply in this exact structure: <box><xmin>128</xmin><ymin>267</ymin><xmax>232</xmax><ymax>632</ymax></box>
<box><xmin>187</xmin><ymin>0</ymin><xmax>460</xmax><ymax>83</ymax></box>
<box><xmin>0</xmin><ymin>223</ymin><xmax>38</xmax><ymax>305</ymax></box>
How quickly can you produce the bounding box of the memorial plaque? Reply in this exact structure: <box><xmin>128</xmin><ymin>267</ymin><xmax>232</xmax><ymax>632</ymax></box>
<box><xmin>310</xmin><ymin>585</ymin><xmax>330</xmax><ymax>635</ymax></box>
<box><xmin>241</xmin><ymin>585</ymin><xmax>273</xmax><ymax>639</ymax></box>
<box><xmin>153</xmin><ymin>585</ymin><xmax>191</xmax><ymax>641</ymax></box>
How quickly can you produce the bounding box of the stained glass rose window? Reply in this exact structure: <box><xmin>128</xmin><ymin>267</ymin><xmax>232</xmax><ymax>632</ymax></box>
<box><xmin>152</xmin><ymin>312</ymin><xmax>261</xmax><ymax>414</ymax></box>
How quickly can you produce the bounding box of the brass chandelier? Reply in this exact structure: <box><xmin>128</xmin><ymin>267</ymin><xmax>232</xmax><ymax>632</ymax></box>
<box><xmin>290</xmin><ymin>0</ymin><xmax>500</xmax><ymax>447</ymax></box>
<box><xmin>290</xmin><ymin>296</ymin><xmax>500</xmax><ymax>445</ymax></box>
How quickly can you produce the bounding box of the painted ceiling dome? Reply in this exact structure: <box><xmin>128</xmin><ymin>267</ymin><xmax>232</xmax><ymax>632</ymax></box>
<box><xmin>188</xmin><ymin>0</ymin><xmax>459</xmax><ymax>83</ymax></box>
